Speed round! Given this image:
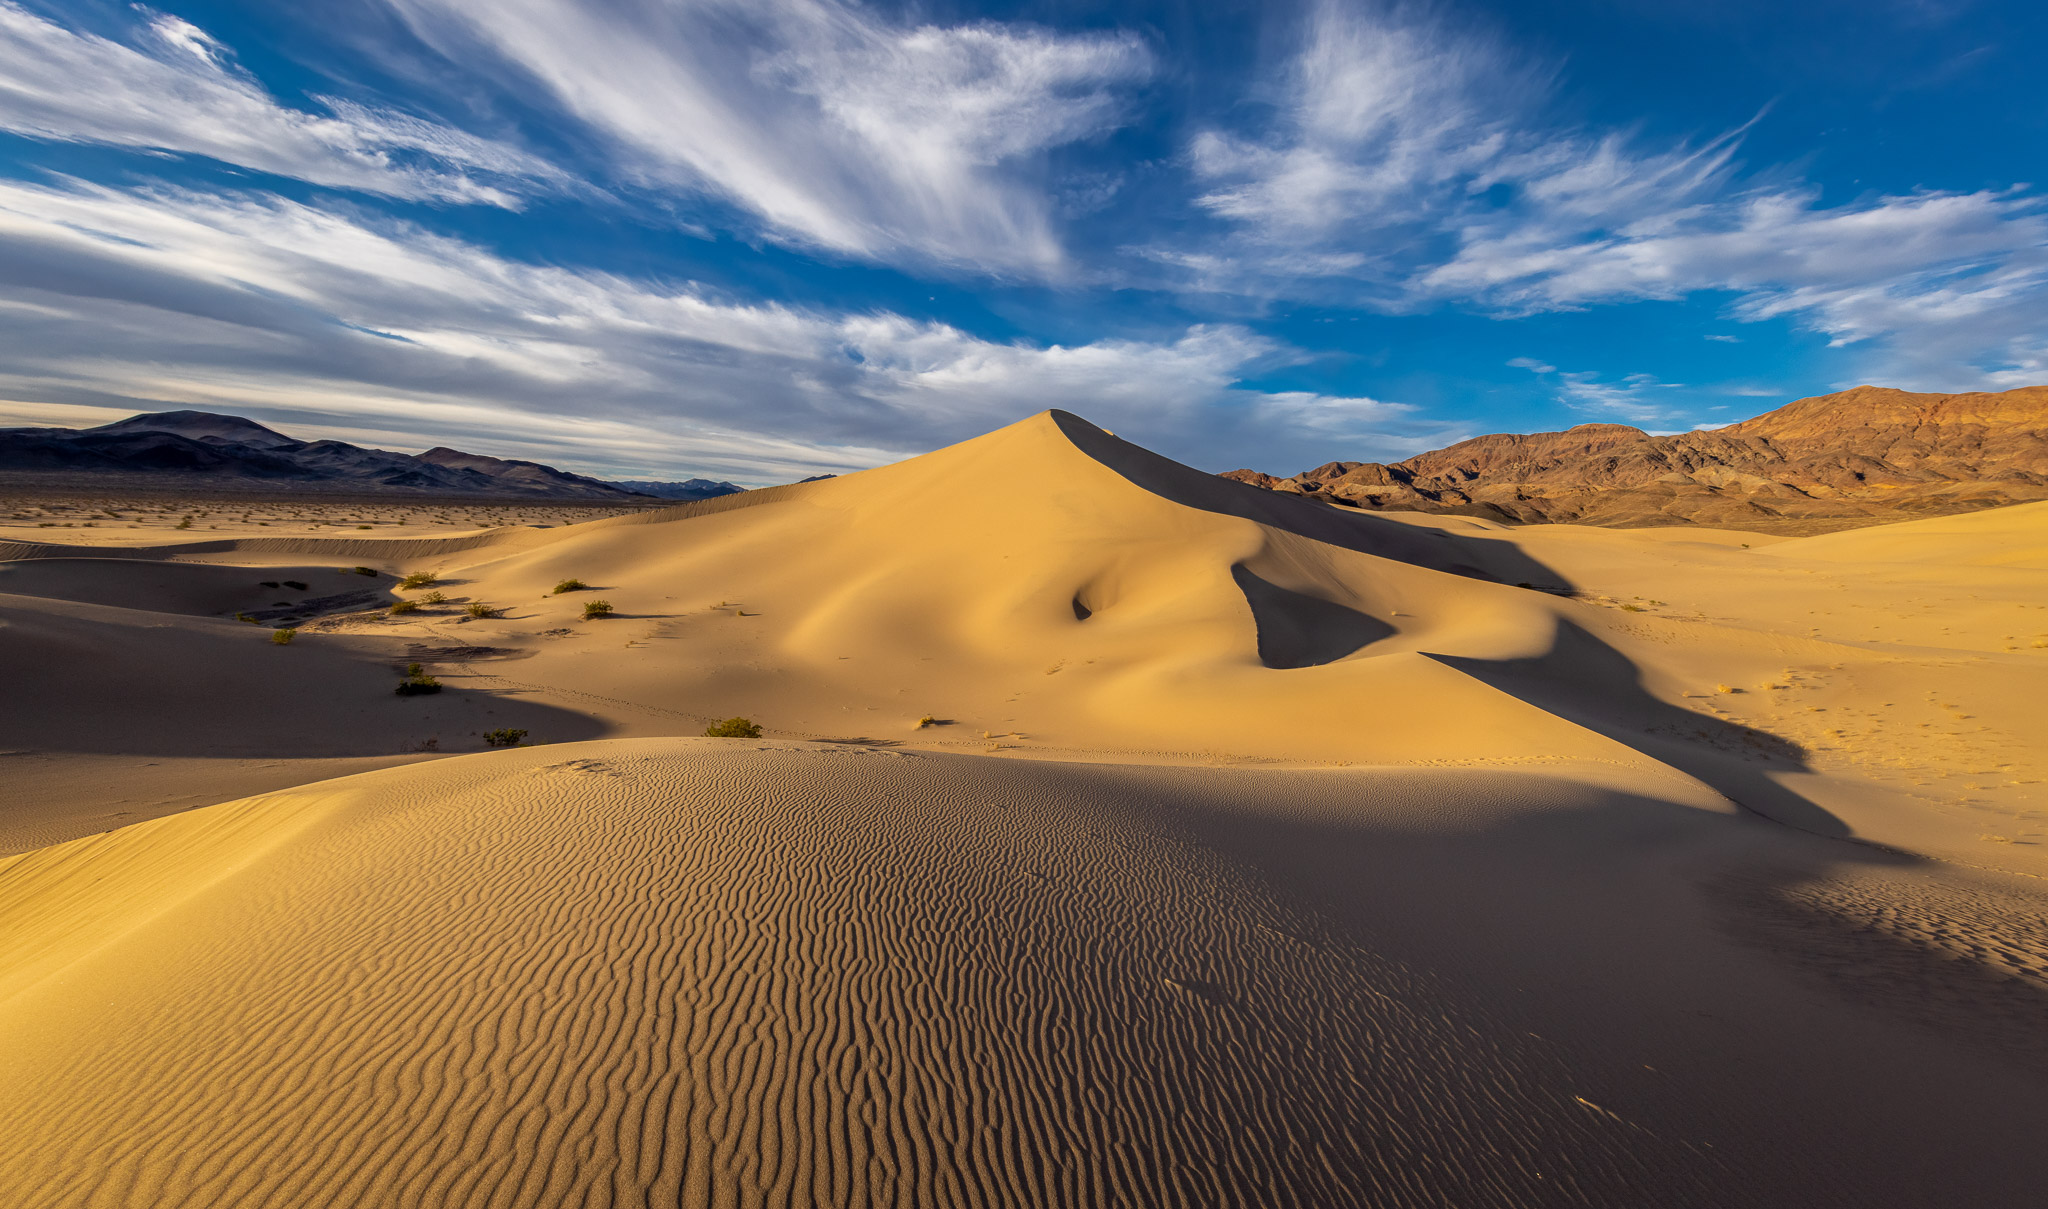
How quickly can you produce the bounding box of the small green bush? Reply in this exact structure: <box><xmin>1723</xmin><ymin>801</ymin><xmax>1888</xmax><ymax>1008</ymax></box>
<box><xmin>271</xmin><ymin>627</ymin><xmax>297</xmax><ymax>645</ymax></box>
<box><xmin>395</xmin><ymin>662</ymin><xmax>441</xmax><ymax>696</ymax></box>
<box><xmin>352</xmin><ymin>566</ymin><xmax>378</xmax><ymax>577</ymax></box>
<box><xmin>466</xmin><ymin>602</ymin><xmax>501</xmax><ymax>619</ymax></box>
<box><xmin>420</xmin><ymin>590</ymin><xmax>447</xmax><ymax>605</ymax></box>
<box><xmin>553</xmin><ymin>577</ymin><xmax>588</xmax><ymax>594</ymax></box>
<box><xmin>357</xmin><ymin>524</ymin><xmax>373</xmax><ymax>530</ymax></box>
<box><xmin>704</xmin><ymin>717</ymin><xmax>762</xmax><ymax>738</ymax></box>
<box><xmin>389</xmin><ymin>600</ymin><xmax>421</xmax><ymax>615</ymax></box>
<box><xmin>398</xmin><ymin>571</ymin><xmax>438</xmax><ymax>590</ymax></box>
<box><xmin>283</xmin><ymin>580</ymin><xmax>307</xmax><ymax>590</ymax></box>
<box><xmin>583</xmin><ymin>599</ymin><xmax>614</xmax><ymax>620</ymax></box>
<box><xmin>235</xmin><ymin>611</ymin><xmax>258</xmax><ymax>624</ymax></box>
<box><xmin>483</xmin><ymin>728</ymin><xmax>528</xmax><ymax>748</ymax></box>
<box><xmin>175</xmin><ymin>516</ymin><xmax>193</xmax><ymax>530</ymax></box>
<box><xmin>915</xmin><ymin>714</ymin><xmax>936</xmax><ymax>729</ymax></box>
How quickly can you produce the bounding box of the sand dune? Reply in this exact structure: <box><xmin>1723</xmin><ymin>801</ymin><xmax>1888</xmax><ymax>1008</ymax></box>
<box><xmin>4</xmin><ymin>411</ymin><xmax>2048</xmax><ymax>1204</ymax></box>
<box><xmin>6</xmin><ymin>741</ymin><xmax>2048</xmax><ymax>1208</ymax></box>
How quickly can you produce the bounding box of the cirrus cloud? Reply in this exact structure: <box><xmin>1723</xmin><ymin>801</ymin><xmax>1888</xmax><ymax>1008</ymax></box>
<box><xmin>0</xmin><ymin>3</ymin><xmax>567</xmax><ymax>206</ymax></box>
<box><xmin>381</xmin><ymin>0</ymin><xmax>1153</xmax><ymax>274</ymax></box>
<box><xmin>0</xmin><ymin>176</ymin><xmax>1440</xmax><ymax>480</ymax></box>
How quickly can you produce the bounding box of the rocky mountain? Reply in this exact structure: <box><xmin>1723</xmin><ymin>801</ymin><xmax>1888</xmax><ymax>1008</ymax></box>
<box><xmin>1221</xmin><ymin>385</ymin><xmax>2048</xmax><ymax>533</ymax></box>
<box><xmin>609</xmin><ymin>478</ymin><xmax>745</xmax><ymax>501</ymax></box>
<box><xmin>0</xmin><ymin>410</ymin><xmax>662</xmax><ymax>500</ymax></box>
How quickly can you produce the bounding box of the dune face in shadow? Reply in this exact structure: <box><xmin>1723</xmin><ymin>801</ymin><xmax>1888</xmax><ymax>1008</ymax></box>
<box><xmin>1048</xmin><ymin>409</ymin><xmax>1576</xmax><ymax>593</ymax></box>
<box><xmin>0</xmin><ymin>558</ymin><xmax>375</xmax><ymax>618</ymax></box>
<box><xmin>0</xmin><ymin>595</ymin><xmax>604</xmax><ymax>761</ymax></box>
<box><xmin>1431</xmin><ymin>619</ymin><xmax>1850</xmax><ymax>840</ymax></box>
<box><xmin>1231</xmin><ymin>563</ymin><xmax>1393</xmax><ymax>668</ymax></box>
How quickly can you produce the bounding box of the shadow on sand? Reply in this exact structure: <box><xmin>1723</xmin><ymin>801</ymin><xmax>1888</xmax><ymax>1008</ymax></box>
<box><xmin>1430</xmin><ymin>618</ymin><xmax>1853</xmax><ymax>841</ymax></box>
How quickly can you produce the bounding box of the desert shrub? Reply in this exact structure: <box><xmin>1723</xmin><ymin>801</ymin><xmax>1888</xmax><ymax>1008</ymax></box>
<box><xmin>235</xmin><ymin>611</ymin><xmax>258</xmax><ymax>624</ymax></box>
<box><xmin>175</xmin><ymin>516</ymin><xmax>193</xmax><ymax>530</ymax></box>
<box><xmin>703</xmin><ymin>717</ymin><xmax>762</xmax><ymax>738</ymax></box>
<box><xmin>421</xmin><ymin>590</ymin><xmax>446</xmax><ymax>605</ymax></box>
<box><xmin>553</xmin><ymin>577</ymin><xmax>588</xmax><ymax>594</ymax></box>
<box><xmin>583</xmin><ymin>599</ymin><xmax>614</xmax><ymax>620</ymax></box>
<box><xmin>357</xmin><ymin>524</ymin><xmax>372</xmax><ymax>530</ymax></box>
<box><xmin>398</xmin><ymin>571</ymin><xmax>438</xmax><ymax>590</ymax></box>
<box><xmin>483</xmin><ymin>728</ymin><xmax>528</xmax><ymax>748</ymax></box>
<box><xmin>389</xmin><ymin>600</ymin><xmax>421</xmax><ymax>615</ymax></box>
<box><xmin>1620</xmin><ymin>603</ymin><xmax>1645</xmax><ymax>612</ymax></box>
<box><xmin>352</xmin><ymin>566</ymin><xmax>378</xmax><ymax>577</ymax></box>
<box><xmin>271</xmin><ymin>627</ymin><xmax>297</xmax><ymax>645</ymax></box>
<box><xmin>395</xmin><ymin>662</ymin><xmax>441</xmax><ymax>695</ymax></box>
<box><xmin>261</xmin><ymin>580</ymin><xmax>280</xmax><ymax>588</ymax></box>
<box><xmin>915</xmin><ymin>714</ymin><xmax>936</xmax><ymax>729</ymax></box>
<box><xmin>284</xmin><ymin>580</ymin><xmax>307</xmax><ymax>591</ymax></box>
<box><xmin>466</xmin><ymin>602</ymin><xmax>501</xmax><ymax>619</ymax></box>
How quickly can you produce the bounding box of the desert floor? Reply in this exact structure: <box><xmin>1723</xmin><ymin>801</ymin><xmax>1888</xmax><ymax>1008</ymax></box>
<box><xmin>3</xmin><ymin>411</ymin><xmax>2045</xmax><ymax>1207</ymax></box>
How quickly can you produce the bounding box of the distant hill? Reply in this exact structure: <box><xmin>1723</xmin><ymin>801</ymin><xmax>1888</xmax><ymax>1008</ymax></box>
<box><xmin>0</xmin><ymin>410</ymin><xmax>681</xmax><ymax>500</ymax></box>
<box><xmin>1221</xmin><ymin>385</ymin><xmax>2048</xmax><ymax>533</ymax></box>
<box><xmin>609</xmin><ymin>478</ymin><xmax>745</xmax><ymax>501</ymax></box>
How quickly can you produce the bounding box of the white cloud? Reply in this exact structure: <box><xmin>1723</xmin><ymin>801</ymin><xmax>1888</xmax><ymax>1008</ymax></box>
<box><xmin>1175</xmin><ymin>0</ymin><xmax>1737</xmax><ymax>292</ymax></box>
<box><xmin>1553</xmin><ymin>370</ymin><xmax>1685</xmax><ymax>424</ymax></box>
<box><xmin>381</xmin><ymin>0</ymin><xmax>1151</xmax><ymax>273</ymax></box>
<box><xmin>0</xmin><ymin>4</ymin><xmax>566</xmax><ymax>205</ymax></box>
<box><xmin>1500</xmin><ymin>365</ymin><xmax>1684</xmax><ymax>426</ymax></box>
<box><xmin>0</xmin><ymin>177</ymin><xmax>1426</xmax><ymax>480</ymax></box>
<box><xmin>1167</xmin><ymin>0</ymin><xmax>2048</xmax><ymax>393</ymax></box>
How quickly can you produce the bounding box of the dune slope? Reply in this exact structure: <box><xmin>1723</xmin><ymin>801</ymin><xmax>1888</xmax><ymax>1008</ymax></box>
<box><xmin>6</xmin><ymin>741</ymin><xmax>2047</xmax><ymax>1208</ymax></box>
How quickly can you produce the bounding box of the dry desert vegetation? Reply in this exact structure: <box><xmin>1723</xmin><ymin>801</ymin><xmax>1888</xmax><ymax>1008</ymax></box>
<box><xmin>3</xmin><ymin>410</ymin><xmax>2047</xmax><ymax>1207</ymax></box>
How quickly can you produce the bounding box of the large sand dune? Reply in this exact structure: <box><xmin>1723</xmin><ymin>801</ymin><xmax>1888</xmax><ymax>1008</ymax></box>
<box><xmin>4</xmin><ymin>411</ymin><xmax>2048</xmax><ymax>1205</ymax></box>
<box><xmin>6</xmin><ymin>741</ymin><xmax>2047</xmax><ymax>1208</ymax></box>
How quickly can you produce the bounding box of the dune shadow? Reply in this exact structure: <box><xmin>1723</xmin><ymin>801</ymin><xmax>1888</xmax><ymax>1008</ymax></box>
<box><xmin>1429</xmin><ymin>618</ymin><xmax>1854</xmax><ymax>840</ymax></box>
<box><xmin>1</xmin><ymin>612</ymin><xmax>606</xmax><ymax>761</ymax></box>
<box><xmin>1049</xmin><ymin>410</ymin><xmax>1576</xmax><ymax>593</ymax></box>
<box><xmin>1231</xmin><ymin>564</ymin><xmax>1394</xmax><ymax>668</ymax></box>
<box><xmin>1141</xmin><ymin>766</ymin><xmax>2048</xmax><ymax>1198</ymax></box>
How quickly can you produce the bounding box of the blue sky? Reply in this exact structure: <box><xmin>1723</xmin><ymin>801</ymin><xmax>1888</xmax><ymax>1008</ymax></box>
<box><xmin>0</xmin><ymin>0</ymin><xmax>2041</xmax><ymax>482</ymax></box>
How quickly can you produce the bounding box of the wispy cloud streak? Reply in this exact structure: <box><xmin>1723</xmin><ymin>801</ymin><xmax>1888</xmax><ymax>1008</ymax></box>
<box><xmin>1168</xmin><ymin>0</ymin><xmax>2048</xmax><ymax>391</ymax></box>
<box><xmin>0</xmin><ymin>178</ymin><xmax>1435</xmax><ymax>479</ymax></box>
<box><xmin>0</xmin><ymin>3</ymin><xmax>565</xmax><ymax>205</ymax></box>
<box><xmin>383</xmin><ymin>0</ymin><xmax>1151</xmax><ymax>272</ymax></box>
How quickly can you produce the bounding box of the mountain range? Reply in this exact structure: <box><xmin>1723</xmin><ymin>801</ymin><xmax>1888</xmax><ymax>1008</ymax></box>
<box><xmin>0</xmin><ymin>411</ymin><xmax>738</xmax><ymax>500</ymax></box>
<box><xmin>1223</xmin><ymin>385</ymin><xmax>2048</xmax><ymax>533</ymax></box>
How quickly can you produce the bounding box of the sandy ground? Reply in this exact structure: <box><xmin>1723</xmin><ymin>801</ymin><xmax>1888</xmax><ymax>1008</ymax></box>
<box><xmin>3</xmin><ymin>411</ymin><xmax>2046</xmax><ymax>1206</ymax></box>
<box><xmin>0</xmin><ymin>490</ymin><xmax>656</xmax><ymax>546</ymax></box>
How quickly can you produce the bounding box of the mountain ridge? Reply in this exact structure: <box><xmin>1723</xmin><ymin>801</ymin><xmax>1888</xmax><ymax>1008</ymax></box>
<box><xmin>0</xmin><ymin>410</ymin><xmax>696</xmax><ymax>500</ymax></box>
<box><xmin>1221</xmin><ymin>385</ymin><xmax>2048</xmax><ymax>533</ymax></box>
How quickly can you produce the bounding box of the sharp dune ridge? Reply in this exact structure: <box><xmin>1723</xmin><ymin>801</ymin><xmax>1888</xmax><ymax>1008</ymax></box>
<box><xmin>3</xmin><ymin>410</ymin><xmax>2048</xmax><ymax>1205</ymax></box>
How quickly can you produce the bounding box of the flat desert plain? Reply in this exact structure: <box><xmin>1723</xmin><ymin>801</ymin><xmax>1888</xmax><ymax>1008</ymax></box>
<box><xmin>3</xmin><ymin>411</ymin><xmax>2046</xmax><ymax>1207</ymax></box>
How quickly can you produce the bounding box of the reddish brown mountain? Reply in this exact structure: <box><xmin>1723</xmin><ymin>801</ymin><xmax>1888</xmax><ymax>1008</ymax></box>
<box><xmin>1220</xmin><ymin>385</ymin><xmax>2048</xmax><ymax>533</ymax></box>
